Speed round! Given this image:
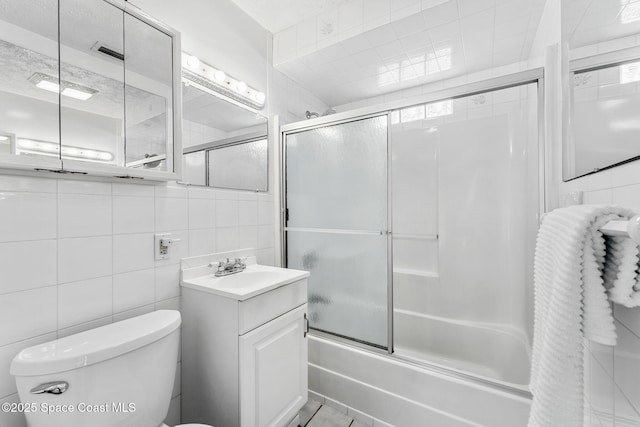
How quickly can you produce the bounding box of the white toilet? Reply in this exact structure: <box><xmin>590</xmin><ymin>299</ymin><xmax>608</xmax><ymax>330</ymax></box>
<box><xmin>10</xmin><ymin>310</ymin><xmax>213</xmax><ymax>427</ymax></box>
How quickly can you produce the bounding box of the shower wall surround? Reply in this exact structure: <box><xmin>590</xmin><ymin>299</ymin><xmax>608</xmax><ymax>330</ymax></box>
<box><xmin>0</xmin><ymin>176</ymin><xmax>276</xmax><ymax>427</ymax></box>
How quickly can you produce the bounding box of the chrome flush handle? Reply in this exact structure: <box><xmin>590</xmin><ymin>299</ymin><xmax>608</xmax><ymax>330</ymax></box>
<box><xmin>30</xmin><ymin>381</ymin><xmax>69</xmax><ymax>395</ymax></box>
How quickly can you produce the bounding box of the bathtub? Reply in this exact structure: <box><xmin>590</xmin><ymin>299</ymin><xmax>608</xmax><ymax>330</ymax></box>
<box><xmin>308</xmin><ymin>334</ymin><xmax>532</xmax><ymax>426</ymax></box>
<box><xmin>393</xmin><ymin>309</ymin><xmax>531</xmax><ymax>387</ymax></box>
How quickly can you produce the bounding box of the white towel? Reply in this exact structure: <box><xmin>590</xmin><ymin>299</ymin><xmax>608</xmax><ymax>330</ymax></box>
<box><xmin>606</xmin><ymin>236</ymin><xmax>640</xmax><ymax>307</ymax></box>
<box><xmin>528</xmin><ymin>205</ymin><xmax>635</xmax><ymax>427</ymax></box>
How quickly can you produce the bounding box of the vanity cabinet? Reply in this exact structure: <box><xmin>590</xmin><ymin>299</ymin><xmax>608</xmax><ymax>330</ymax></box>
<box><xmin>0</xmin><ymin>0</ymin><xmax>181</xmax><ymax>180</ymax></box>
<box><xmin>181</xmin><ymin>275</ymin><xmax>308</xmax><ymax>427</ymax></box>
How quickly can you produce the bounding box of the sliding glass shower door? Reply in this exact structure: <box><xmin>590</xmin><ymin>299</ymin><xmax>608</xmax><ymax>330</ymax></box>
<box><xmin>284</xmin><ymin>115</ymin><xmax>390</xmax><ymax>349</ymax></box>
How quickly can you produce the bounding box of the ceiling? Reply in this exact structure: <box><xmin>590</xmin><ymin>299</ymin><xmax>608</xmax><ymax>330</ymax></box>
<box><xmin>262</xmin><ymin>0</ymin><xmax>547</xmax><ymax>106</ymax></box>
<box><xmin>229</xmin><ymin>0</ymin><xmax>356</xmax><ymax>33</ymax></box>
<box><xmin>564</xmin><ymin>0</ymin><xmax>640</xmax><ymax>50</ymax></box>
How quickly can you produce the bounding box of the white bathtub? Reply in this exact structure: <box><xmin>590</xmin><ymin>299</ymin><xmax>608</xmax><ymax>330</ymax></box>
<box><xmin>393</xmin><ymin>309</ymin><xmax>531</xmax><ymax>387</ymax></box>
<box><xmin>308</xmin><ymin>334</ymin><xmax>532</xmax><ymax>427</ymax></box>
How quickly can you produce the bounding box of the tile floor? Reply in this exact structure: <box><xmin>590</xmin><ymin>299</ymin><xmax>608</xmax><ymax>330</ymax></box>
<box><xmin>299</xmin><ymin>399</ymin><xmax>369</xmax><ymax>427</ymax></box>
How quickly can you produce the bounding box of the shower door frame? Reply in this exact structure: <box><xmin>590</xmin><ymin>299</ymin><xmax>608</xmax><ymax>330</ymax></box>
<box><xmin>279</xmin><ymin>68</ymin><xmax>547</xmax><ymax>374</ymax></box>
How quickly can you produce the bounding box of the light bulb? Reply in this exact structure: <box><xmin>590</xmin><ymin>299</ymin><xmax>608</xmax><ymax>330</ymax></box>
<box><xmin>186</xmin><ymin>55</ymin><xmax>200</xmax><ymax>69</ymax></box>
<box><xmin>213</xmin><ymin>70</ymin><xmax>226</xmax><ymax>83</ymax></box>
<box><xmin>236</xmin><ymin>81</ymin><xmax>247</xmax><ymax>93</ymax></box>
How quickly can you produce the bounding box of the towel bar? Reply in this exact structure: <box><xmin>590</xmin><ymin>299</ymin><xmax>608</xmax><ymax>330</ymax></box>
<box><xmin>600</xmin><ymin>215</ymin><xmax>640</xmax><ymax>244</ymax></box>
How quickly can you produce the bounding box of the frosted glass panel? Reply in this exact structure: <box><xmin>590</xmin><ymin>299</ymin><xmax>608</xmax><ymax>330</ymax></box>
<box><xmin>183</xmin><ymin>151</ymin><xmax>206</xmax><ymax>186</ymax></box>
<box><xmin>208</xmin><ymin>138</ymin><xmax>268</xmax><ymax>191</ymax></box>
<box><xmin>286</xmin><ymin>116</ymin><xmax>387</xmax><ymax>231</ymax></box>
<box><xmin>287</xmin><ymin>230</ymin><xmax>388</xmax><ymax>348</ymax></box>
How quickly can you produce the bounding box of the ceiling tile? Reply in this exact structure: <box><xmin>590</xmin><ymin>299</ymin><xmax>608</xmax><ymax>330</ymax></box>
<box><xmin>364</xmin><ymin>24</ymin><xmax>399</xmax><ymax>46</ymax></box>
<box><xmin>391</xmin><ymin>11</ymin><xmax>428</xmax><ymax>38</ymax></box>
<box><xmin>421</xmin><ymin>0</ymin><xmax>459</xmax><ymax>28</ymax></box>
<box><xmin>458</xmin><ymin>0</ymin><xmax>496</xmax><ymax>18</ymax></box>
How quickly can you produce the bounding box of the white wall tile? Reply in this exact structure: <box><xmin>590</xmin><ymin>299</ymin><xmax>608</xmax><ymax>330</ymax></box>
<box><xmin>0</xmin><ymin>332</ymin><xmax>56</xmax><ymax>399</ymax></box>
<box><xmin>238</xmin><ymin>226</ymin><xmax>259</xmax><ymax>250</ymax></box>
<box><xmin>58</xmin><ymin>180</ymin><xmax>111</xmax><ymax>195</ymax></box>
<box><xmin>156</xmin><ymin>197</ymin><xmax>189</xmax><ymax>231</ymax></box>
<box><xmin>0</xmin><ymin>192</ymin><xmax>56</xmax><ymax>242</ymax></box>
<box><xmin>58</xmin><ymin>193</ymin><xmax>112</xmax><ymax>238</ymax></box>
<box><xmin>57</xmin><ymin>315</ymin><xmax>112</xmax><ymax>338</ymax></box>
<box><xmin>258</xmin><ymin>200</ymin><xmax>275</xmax><ymax>225</ymax></box>
<box><xmin>155</xmin><ymin>183</ymin><xmax>188</xmax><ymax>199</ymax></box>
<box><xmin>0</xmin><ymin>240</ymin><xmax>56</xmax><ymax>294</ymax></box>
<box><xmin>59</xmin><ymin>236</ymin><xmax>112</xmax><ymax>283</ymax></box>
<box><xmin>112</xmin><ymin>303</ymin><xmax>155</xmax><ymax>323</ymax></box>
<box><xmin>113</xmin><ymin>233</ymin><xmax>154</xmax><ymax>274</ymax></box>
<box><xmin>188</xmin><ymin>198</ymin><xmax>215</xmax><ymax>229</ymax></box>
<box><xmin>113</xmin><ymin>196</ymin><xmax>155</xmax><ymax>234</ymax></box>
<box><xmin>155</xmin><ymin>264</ymin><xmax>181</xmax><ymax>301</ymax></box>
<box><xmin>113</xmin><ymin>268</ymin><xmax>155</xmax><ymax>313</ymax></box>
<box><xmin>0</xmin><ymin>176</ymin><xmax>56</xmax><ymax>193</ymax></box>
<box><xmin>156</xmin><ymin>296</ymin><xmax>180</xmax><ymax>311</ymax></box>
<box><xmin>238</xmin><ymin>200</ymin><xmax>259</xmax><ymax>225</ymax></box>
<box><xmin>216</xmin><ymin>226</ymin><xmax>239</xmax><ymax>252</ymax></box>
<box><xmin>613</xmin><ymin>321</ymin><xmax>640</xmax><ymax>413</ymax></box>
<box><xmin>216</xmin><ymin>199</ymin><xmax>239</xmax><ymax>227</ymax></box>
<box><xmin>112</xmin><ymin>183</ymin><xmax>154</xmax><ymax>197</ymax></box>
<box><xmin>258</xmin><ymin>225</ymin><xmax>275</xmax><ymax>249</ymax></box>
<box><xmin>58</xmin><ymin>276</ymin><xmax>112</xmax><ymax>329</ymax></box>
<box><xmin>188</xmin><ymin>228</ymin><xmax>215</xmax><ymax>256</ymax></box>
<box><xmin>0</xmin><ymin>286</ymin><xmax>56</xmax><ymax>347</ymax></box>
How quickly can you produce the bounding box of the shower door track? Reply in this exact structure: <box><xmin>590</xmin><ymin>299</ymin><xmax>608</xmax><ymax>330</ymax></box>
<box><xmin>309</xmin><ymin>330</ymin><xmax>533</xmax><ymax>399</ymax></box>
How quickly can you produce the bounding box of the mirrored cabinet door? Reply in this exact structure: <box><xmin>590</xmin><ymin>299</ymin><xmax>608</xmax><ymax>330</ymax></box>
<box><xmin>59</xmin><ymin>0</ymin><xmax>124</xmax><ymax>167</ymax></box>
<box><xmin>0</xmin><ymin>0</ymin><xmax>180</xmax><ymax>179</ymax></box>
<box><xmin>0</xmin><ymin>0</ymin><xmax>62</xmax><ymax>169</ymax></box>
<box><xmin>124</xmin><ymin>13</ymin><xmax>174</xmax><ymax>174</ymax></box>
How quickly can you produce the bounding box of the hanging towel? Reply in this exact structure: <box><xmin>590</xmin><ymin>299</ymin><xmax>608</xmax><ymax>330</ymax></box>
<box><xmin>606</xmin><ymin>236</ymin><xmax>640</xmax><ymax>307</ymax></box>
<box><xmin>528</xmin><ymin>205</ymin><xmax>635</xmax><ymax>427</ymax></box>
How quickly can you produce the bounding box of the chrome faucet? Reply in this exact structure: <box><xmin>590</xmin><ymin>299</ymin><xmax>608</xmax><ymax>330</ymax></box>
<box><xmin>213</xmin><ymin>257</ymin><xmax>247</xmax><ymax>277</ymax></box>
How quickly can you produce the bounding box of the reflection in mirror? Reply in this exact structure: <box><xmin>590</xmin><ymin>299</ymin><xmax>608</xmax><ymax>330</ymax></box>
<box><xmin>0</xmin><ymin>0</ymin><xmax>60</xmax><ymax>162</ymax></box>
<box><xmin>124</xmin><ymin>13</ymin><xmax>174</xmax><ymax>172</ymax></box>
<box><xmin>60</xmin><ymin>0</ymin><xmax>123</xmax><ymax>166</ymax></box>
<box><xmin>182</xmin><ymin>79</ymin><xmax>268</xmax><ymax>191</ymax></box>
<box><xmin>563</xmin><ymin>0</ymin><xmax>640</xmax><ymax>180</ymax></box>
<box><xmin>208</xmin><ymin>137</ymin><xmax>268</xmax><ymax>191</ymax></box>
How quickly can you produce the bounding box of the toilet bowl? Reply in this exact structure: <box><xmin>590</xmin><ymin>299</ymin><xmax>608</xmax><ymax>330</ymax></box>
<box><xmin>10</xmin><ymin>310</ymin><xmax>213</xmax><ymax>427</ymax></box>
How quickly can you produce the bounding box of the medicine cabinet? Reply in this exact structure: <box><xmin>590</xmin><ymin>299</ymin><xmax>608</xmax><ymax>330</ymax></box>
<box><xmin>0</xmin><ymin>0</ymin><xmax>182</xmax><ymax>180</ymax></box>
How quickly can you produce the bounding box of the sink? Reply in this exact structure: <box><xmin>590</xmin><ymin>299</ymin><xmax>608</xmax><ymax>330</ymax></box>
<box><xmin>181</xmin><ymin>260</ymin><xmax>309</xmax><ymax>301</ymax></box>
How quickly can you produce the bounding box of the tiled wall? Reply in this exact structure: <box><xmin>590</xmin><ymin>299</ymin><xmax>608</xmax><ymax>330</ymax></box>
<box><xmin>0</xmin><ymin>174</ymin><xmax>276</xmax><ymax>427</ymax></box>
<box><xmin>560</xmin><ymin>162</ymin><xmax>640</xmax><ymax>426</ymax></box>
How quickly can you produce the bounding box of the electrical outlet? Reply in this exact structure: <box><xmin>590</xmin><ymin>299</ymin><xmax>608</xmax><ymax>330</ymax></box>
<box><xmin>155</xmin><ymin>233</ymin><xmax>181</xmax><ymax>260</ymax></box>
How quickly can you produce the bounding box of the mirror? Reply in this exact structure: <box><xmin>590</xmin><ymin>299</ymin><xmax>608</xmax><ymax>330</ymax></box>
<box><xmin>0</xmin><ymin>0</ymin><xmax>61</xmax><ymax>166</ymax></box>
<box><xmin>0</xmin><ymin>0</ymin><xmax>177</xmax><ymax>174</ymax></box>
<box><xmin>182</xmin><ymin>79</ymin><xmax>268</xmax><ymax>191</ymax></box>
<box><xmin>562</xmin><ymin>0</ymin><xmax>640</xmax><ymax>180</ymax></box>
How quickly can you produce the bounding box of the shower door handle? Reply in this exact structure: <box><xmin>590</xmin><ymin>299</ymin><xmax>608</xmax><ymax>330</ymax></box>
<box><xmin>303</xmin><ymin>313</ymin><xmax>309</xmax><ymax>338</ymax></box>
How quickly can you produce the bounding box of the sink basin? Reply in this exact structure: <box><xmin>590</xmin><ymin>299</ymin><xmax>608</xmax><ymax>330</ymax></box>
<box><xmin>181</xmin><ymin>263</ymin><xmax>309</xmax><ymax>301</ymax></box>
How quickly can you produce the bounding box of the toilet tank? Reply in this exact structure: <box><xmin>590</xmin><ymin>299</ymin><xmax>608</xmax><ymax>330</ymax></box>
<box><xmin>10</xmin><ymin>310</ymin><xmax>181</xmax><ymax>427</ymax></box>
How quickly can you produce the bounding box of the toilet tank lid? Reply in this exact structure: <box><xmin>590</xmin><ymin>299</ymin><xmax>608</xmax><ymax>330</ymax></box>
<box><xmin>10</xmin><ymin>310</ymin><xmax>181</xmax><ymax>376</ymax></box>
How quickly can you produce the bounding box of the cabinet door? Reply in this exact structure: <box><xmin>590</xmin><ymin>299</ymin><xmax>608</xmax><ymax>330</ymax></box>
<box><xmin>240</xmin><ymin>304</ymin><xmax>308</xmax><ymax>427</ymax></box>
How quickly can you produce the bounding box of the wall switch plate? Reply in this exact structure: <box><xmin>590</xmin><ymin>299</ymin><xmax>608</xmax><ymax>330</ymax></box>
<box><xmin>155</xmin><ymin>233</ymin><xmax>181</xmax><ymax>260</ymax></box>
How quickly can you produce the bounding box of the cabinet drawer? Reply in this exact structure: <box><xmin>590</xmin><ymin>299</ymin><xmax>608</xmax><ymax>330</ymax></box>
<box><xmin>238</xmin><ymin>278</ymin><xmax>307</xmax><ymax>334</ymax></box>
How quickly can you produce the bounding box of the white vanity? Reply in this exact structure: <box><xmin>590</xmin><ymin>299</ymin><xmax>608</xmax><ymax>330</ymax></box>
<box><xmin>180</xmin><ymin>252</ymin><xmax>309</xmax><ymax>427</ymax></box>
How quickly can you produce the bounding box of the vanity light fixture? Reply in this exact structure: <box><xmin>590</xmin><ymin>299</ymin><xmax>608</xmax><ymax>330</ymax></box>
<box><xmin>28</xmin><ymin>72</ymin><xmax>98</xmax><ymax>101</ymax></box>
<box><xmin>16</xmin><ymin>138</ymin><xmax>114</xmax><ymax>162</ymax></box>
<box><xmin>181</xmin><ymin>52</ymin><xmax>265</xmax><ymax>110</ymax></box>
